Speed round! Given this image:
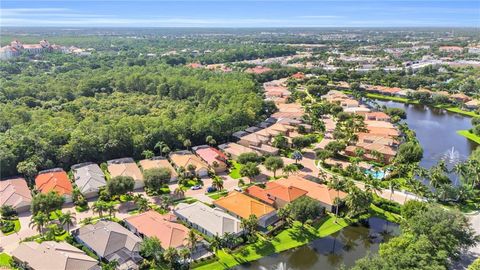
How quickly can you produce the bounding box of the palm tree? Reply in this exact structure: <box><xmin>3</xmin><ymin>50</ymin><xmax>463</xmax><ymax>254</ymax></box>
<box><xmin>163</xmin><ymin>247</ymin><xmax>179</xmax><ymax>269</ymax></box>
<box><xmin>179</xmin><ymin>248</ymin><xmax>191</xmax><ymax>263</ymax></box>
<box><xmin>210</xmin><ymin>235</ymin><xmax>222</xmax><ymax>251</ymax></box>
<box><xmin>155</xmin><ymin>141</ymin><xmax>167</xmax><ymax>156</ymax></box>
<box><xmin>206</xmin><ymin>135</ymin><xmax>216</xmax><ymax>146</ymax></box>
<box><xmin>212</xmin><ymin>177</ymin><xmax>224</xmax><ymax>191</ymax></box>
<box><xmin>58</xmin><ymin>211</ymin><xmax>76</xmax><ymax>232</ymax></box>
<box><xmin>292</xmin><ymin>151</ymin><xmax>303</xmax><ymax>164</ymax></box>
<box><xmin>135</xmin><ymin>197</ymin><xmax>150</xmax><ymax>213</ymax></box>
<box><xmin>140</xmin><ymin>237</ymin><xmax>163</xmax><ymax>264</ymax></box>
<box><xmin>283</xmin><ymin>164</ymin><xmax>298</xmax><ymax>176</ymax></box>
<box><xmin>29</xmin><ymin>212</ymin><xmax>49</xmax><ymax>235</ymax></box>
<box><xmin>186</xmin><ymin>230</ymin><xmax>198</xmax><ymax>257</ymax></box>
<box><xmin>366</xmin><ymin>178</ymin><xmax>382</xmax><ymax>196</ymax></box>
<box><xmin>327</xmin><ymin>176</ymin><xmax>346</xmax><ymax>222</ymax></box>
<box><xmin>388</xmin><ymin>180</ymin><xmax>400</xmax><ymax>202</ymax></box>
<box><xmin>92</xmin><ymin>200</ymin><xmax>108</xmax><ymax>218</ymax></box>
<box><xmin>183</xmin><ymin>139</ymin><xmax>192</xmax><ymax>150</ymax></box>
<box><xmin>174</xmin><ymin>185</ymin><xmax>186</xmax><ymax>198</ymax></box>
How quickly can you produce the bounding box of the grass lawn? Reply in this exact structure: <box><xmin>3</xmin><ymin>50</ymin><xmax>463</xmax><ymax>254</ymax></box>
<box><xmin>228</xmin><ymin>161</ymin><xmax>242</xmax><ymax>179</ymax></box>
<box><xmin>444</xmin><ymin>107</ymin><xmax>479</xmax><ymax>118</ymax></box>
<box><xmin>457</xmin><ymin>130</ymin><xmax>480</xmax><ymax>144</ymax></box>
<box><xmin>195</xmin><ymin>214</ymin><xmax>349</xmax><ymax>270</ymax></box>
<box><xmin>207</xmin><ymin>190</ymin><xmax>229</xmax><ymax>200</ymax></box>
<box><xmin>1</xmin><ymin>219</ymin><xmax>21</xmax><ymax>236</ymax></box>
<box><xmin>0</xmin><ymin>253</ymin><xmax>12</xmax><ymax>267</ymax></box>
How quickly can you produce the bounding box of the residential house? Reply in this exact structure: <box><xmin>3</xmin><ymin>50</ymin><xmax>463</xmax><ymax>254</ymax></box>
<box><xmin>343</xmin><ymin>106</ymin><xmax>371</xmax><ymax>115</ymax></box>
<box><xmin>72</xmin><ymin>221</ymin><xmax>143</xmax><ymax>270</ymax></box>
<box><xmin>139</xmin><ymin>157</ymin><xmax>178</xmax><ymax>182</ymax></box>
<box><xmin>169</xmin><ymin>151</ymin><xmax>209</xmax><ymax>177</ymax></box>
<box><xmin>291</xmin><ymin>72</ymin><xmax>305</xmax><ymax>80</ymax></box>
<box><xmin>213</xmin><ymin>191</ymin><xmax>278</xmax><ymax>228</ymax></box>
<box><xmin>238</xmin><ymin>132</ymin><xmax>270</xmax><ymax>148</ymax></box>
<box><xmin>245</xmin><ymin>182</ymin><xmax>307</xmax><ymax>208</ymax></box>
<box><xmin>245</xmin><ymin>66</ymin><xmax>272</xmax><ymax>74</ymax></box>
<box><xmin>365</xmin><ymin>112</ymin><xmax>391</xmax><ymax>122</ymax></box>
<box><xmin>124</xmin><ymin>211</ymin><xmax>189</xmax><ymax>250</ymax></box>
<box><xmin>366</xmin><ymin>126</ymin><xmax>400</xmax><ymax>137</ymax></box>
<box><xmin>72</xmin><ymin>163</ymin><xmax>106</xmax><ymax>198</ymax></box>
<box><xmin>107</xmin><ymin>158</ymin><xmax>144</xmax><ymax>189</ymax></box>
<box><xmin>0</xmin><ymin>177</ymin><xmax>32</xmax><ymax>213</ymax></box>
<box><xmin>11</xmin><ymin>241</ymin><xmax>99</xmax><ymax>270</ymax></box>
<box><xmin>218</xmin><ymin>142</ymin><xmax>261</xmax><ymax>159</ymax></box>
<box><xmin>174</xmin><ymin>202</ymin><xmax>242</xmax><ymax>237</ymax></box>
<box><xmin>439</xmin><ymin>46</ymin><xmax>463</xmax><ymax>53</ymax></box>
<box><xmin>464</xmin><ymin>99</ymin><xmax>480</xmax><ymax>110</ymax></box>
<box><xmin>275</xmin><ymin>175</ymin><xmax>347</xmax><ymax>212</ymax></box>
<box><xmin>35</xmin><ymin>169</ymin><xmax>73</xmax><ymax>203</ymax></box>
<box><xmin>193</xmin><ymin>145</ymin><xmax>228</xmax><ymax>173</ymax></box>
<box><xmin>451</xmin><ymin>93</ymin><xmax>472</xmax><ymax>103</ymax></box>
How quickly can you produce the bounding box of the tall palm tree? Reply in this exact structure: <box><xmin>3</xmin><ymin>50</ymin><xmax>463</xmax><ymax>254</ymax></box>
<box><xmin>174</xmin><ymin>185</ymin><xmax>186</xmax><ymax>197</ymax></box>
<box><xmin>155</xmin><ymin>141</ymin><xmax>167</xmax><ymax>156</ymax></box>
<box><xmin>212</xmin><ymin>177</ymin><xmax>224</xmax><ymax>191</ymax></box>
<box><xmin>388</xmin><ymin>180</ymin><xmax>400</xmax><ymax>202</ymax></box>
<box><xmin>327</xmin><ymin>176</ymin><xmax>346</xmax><ymax>222</ymax></box>
<box><xmin>292</xmin><ymin>151</ymin><xmax>303</xmax><ymax>164</ymax></box>
<box><xmin>106</xmin><ymin>202</ymin><xmax>117</xmax><ymax>218</ymax></box>
<box><xmin>186</xmin><ymin>230</ymin><xmax>198</xmax><ymax>257</ymax></box>
<box><xmin>58</xmin><ymin>211</ymin><xmax>76</xmax><ymax>232</ymax></box>
<box><xmin>29</xmin><ymin>212</ymin><xmax>49</xmax><ymax>235</ymax></box>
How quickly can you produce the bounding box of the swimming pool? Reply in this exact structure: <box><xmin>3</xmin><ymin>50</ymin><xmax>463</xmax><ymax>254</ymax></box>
<box><xmin>365</xmin><ymin>169</ymin><xmax>386</xmax><ymax>179</ymax></box>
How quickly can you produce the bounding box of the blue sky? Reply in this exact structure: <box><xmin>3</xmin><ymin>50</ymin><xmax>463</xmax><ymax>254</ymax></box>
<box><xmin>1</xmin><ymin>1</ymin><xmax>479</xmax><ymax>28</ymax></box>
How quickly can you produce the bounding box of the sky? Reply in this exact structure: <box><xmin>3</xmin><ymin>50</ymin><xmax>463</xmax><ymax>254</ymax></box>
<box><xmin>1</xmin><ymin>0</ymin><xmax>479</xmax><ymax>28</ymax></box>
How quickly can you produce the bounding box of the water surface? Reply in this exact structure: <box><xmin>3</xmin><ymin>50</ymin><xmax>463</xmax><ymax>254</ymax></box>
<box><xmin>236</xmin><ymin>217</ymin><xmax>399</xmax><ymax>270</ymax></box>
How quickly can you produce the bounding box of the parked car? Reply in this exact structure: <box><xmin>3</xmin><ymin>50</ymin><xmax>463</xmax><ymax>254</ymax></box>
<box><xmin>191</xmin><ymin>185</ymin><xmax>202</xmax><ymax>190</ymax></box>
<box><xmin>234</xmin><ymin>187</ymin><xmax>243</xmax><ymax>192</ymax></box>
<box><xmin>206</xmin><ymin>186</ymin><xmax>217</xmax><ymax>193</ymax></box>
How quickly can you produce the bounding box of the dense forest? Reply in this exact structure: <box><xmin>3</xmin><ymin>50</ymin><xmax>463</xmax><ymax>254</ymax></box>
<box><xmin>0</xmin><ymin>52</ymin><xmax>275</xmax><ymax>178</ymax></box>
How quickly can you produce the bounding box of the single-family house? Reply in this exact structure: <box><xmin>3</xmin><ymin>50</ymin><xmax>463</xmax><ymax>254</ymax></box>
<box><xmin>139</xmin><ymin>157</ymin><xmax>178</xmax><ymax>182</ymax></box>
<box><xmin>11</xmin><ymin>241</ymin><xmax>99</xmax><ymax>270</ymax></box>
<box><xmin>214</xmin><ymin>191</ymin><xmax>278</xmax><ymax>228</ymax></box>
<box><xmin>72</xmin><ymin>163</ymin><xmax>106</xmax><ymax>199</ymax></box>
<box><xmin>174</xmin><ymin>202</ymin><xmax>242</xmax><ymax>237</ymax></box>
<box><xmin>465</xmin><ymin>99</ymin><xmax>480</xmax><ymax>110</ymax></box>
<box><xmin>0</xmin><ymin>177</ymin><xmax>32</xmax><ymax>212</ymax></box>
<box><xmin>169</xmin><ymin>151</ymin><xmax>209</xmax><ymax>177</ymax></box>
<box><xmin>245</xmin><ymin>66</ymin><xmax>272</xmax><ymax>74</ymax></box>
<box><xmin>451</xmin><ymin>93</ymin><xmax>472</xmax><ymax>103</ymax></box>
<box><xmin>124</xmin><ymin>211</ymin><xmax>189</xmax><ymax>249</ymax></box>
<box><xmin>365</xmin><ymin>112</ymin><xmax>391</xmax><ymax>122</ymax></box>
<box><xmin>245</xmin><ymin>182</ymin><xmax>307</xmax><ymax>209</ymax></box>
<box><xmin>275</xmin><ymin>175</ymin><xmax>347</xmax><ymax>212</ymax></box>
<box><xmin>72</xmin><ymin>221</ymin><xmax>143</xmax><ymax>270</ymax></box>
<box><xmin>107</xmin><ymin>158</ymin><xmax>144</xmax><ymax>189</ymax></box>
<box><xmin>238</xmin><ymin>133</ymin><xmax>270</xmax><ymax>147</ymax></box>
<box><xmin>218</xmin><ymin>142</ymin><xmax>261</xmax><ymax>159</ymax></box>
<box><xmin>35</xmin><ymin>169</ymin><xmax>73</xmax><ymax>203</ymax></box>
<box><xmin>193</xmin><ymin>145</ymin><xmax>228</xmax><ymax>173</ymax></box>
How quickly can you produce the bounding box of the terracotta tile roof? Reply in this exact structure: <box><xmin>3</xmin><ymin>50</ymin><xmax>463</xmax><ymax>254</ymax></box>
<box><xmin>245</xmin><ymin>185</ymin><xmax>275</xmax><ymax>205</ymax></box>
<box><xmin>365</xmin><ymin>112</ymin><xmax>390</xmax><ymax>121</ymax></box>
<box><xmin>275</xmin><ymin>175</ymin><xmax>347</xmax><ymax>205</ymax></box>
<box><xmin>366</xmin><ymin>126</ymin><xmax>400</xmax><ymax>137</ymax></box>
<box><xmin>125</xmin><ymin>210</ymin><xmax>189</xmax><ymax>249</ymax></box>
<box><xmin>0</xmin><ymin>177</ymin><xmax>32</xmax><ymax>209</ymax></box>
<box><xmin>214</xmin><ymin>191</ymin><xmax>276</xmax><ymax>219</ymax></box>
<box><xmin>263</xmin><ymin>181</ymin><xmax>307</xmax><ymax>202</ymax></box>
<box><xmin>35</xmin><ymin>170</ymin><xmax>73</xmax><ymax>196</ymax></box>
<box><xmin>291</xmin><ymin>72</ymin><xmax>305</xmax><ymax>79</ymax></box>
<box><xmin>107</xmin><ymin>161</ymin><xmax>143</xmax><ymax>180</ymax></box>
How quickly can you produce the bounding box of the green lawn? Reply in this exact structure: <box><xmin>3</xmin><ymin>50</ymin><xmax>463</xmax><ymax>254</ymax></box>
<box><xmin>195</xmin><ymin>214</ymin><xmax>349</xmax><ymax>270</ymax></box>
<box><xmin>228</xmin><ymin>161</ymin><xmax>242</xmax><ymax>179</ymax></box>
<box><xmin>444</xmin><ymin>107</ymin><xmax>479</xmax><ymax>118</ymax></box>
<box><xmin>0</xmin><ymin>253</ymin><xmax>12</xmax><ymax>267</ymax></box>
<box><xmin>207</xmin><ymin>190</ymin><xmax>229</xmax><ymax>200</ymax></box>
<box><xmin>457</xmin><ymin>130</ymin><xmax>480</xmax><ymax>144</ymax></box>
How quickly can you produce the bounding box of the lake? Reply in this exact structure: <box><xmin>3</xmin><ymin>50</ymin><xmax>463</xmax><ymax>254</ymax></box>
<box><xmin>236</xmin><ymin>217</ymin><xmax>399</xmax><ymax>270</ymax></box>
<box><xmin>372</xmin><ymin>100</ymin><xmax>478</xmax><ymax>170</ymax></box>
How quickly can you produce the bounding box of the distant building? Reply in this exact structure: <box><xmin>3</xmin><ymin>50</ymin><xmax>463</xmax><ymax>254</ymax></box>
<box><xmin>245</xmin><ymin>66</ymin><xmax>272</xmax><ymax>74</ymax></box>
<box><xmin>439</xmin><ymin>46</ymin><xmax>463</xmax><ymax>53</ymax></box>
<box><xmin>0</xmin><ymin>39</ymin><xmax>87</xmax><ymax>60</ymax></box>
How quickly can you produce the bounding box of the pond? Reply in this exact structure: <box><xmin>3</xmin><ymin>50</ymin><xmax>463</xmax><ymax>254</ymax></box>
<box><xmin>236</xmin><ymin>217</ymin><xmax>399</xmax><ymax>270</ymax></box>
<box><xmin>372</xmin><ymin>100</ymin><xmax>478</xmax><ymax>170</ymax></box>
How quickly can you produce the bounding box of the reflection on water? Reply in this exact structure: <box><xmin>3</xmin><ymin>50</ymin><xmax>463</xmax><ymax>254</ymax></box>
<box><xmin>236</xmin><ymin>217</ymin><xmax>399</xmax><ymax>270</ymax></box>
<box><xmin>373</xmin><ymin>100</ymin><xmax>478</xmax><ymax>169</ymax></box>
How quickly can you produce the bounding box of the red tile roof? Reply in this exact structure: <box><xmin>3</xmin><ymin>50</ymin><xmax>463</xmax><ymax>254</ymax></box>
<box><xmin>195</xmin><ymin>146</ymin><xmax>227</xmax><ymax>166</ymax></box>
<box><xmin>35</xmin><ymin>170</ymin><xmax>73</xmax><ymax>196</ymax></box>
